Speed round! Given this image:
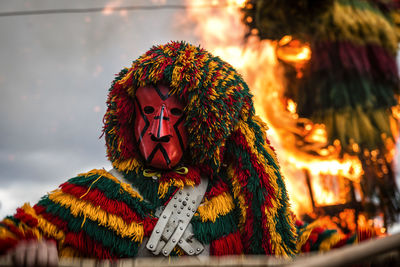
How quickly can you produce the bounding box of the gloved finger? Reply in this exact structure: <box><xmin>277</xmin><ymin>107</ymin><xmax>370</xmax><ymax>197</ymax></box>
<box><xmin>36</xmin><ymin>241</ymin><xmax>48</xmax><ymax>267</ymax></box>
<box><xmin>13</xmin><ymin>241</ymin><xmax>27</xmax><ymax>267</ymax></box>
<box><xmin>25</xmin><ymin>241</ymin><xmax>38</xmax><ymax>267</ymax></box>
<box><xmin>47</xmin><ymin>240</ymin><xmax>59</xmax><ymax>267</ymax></box>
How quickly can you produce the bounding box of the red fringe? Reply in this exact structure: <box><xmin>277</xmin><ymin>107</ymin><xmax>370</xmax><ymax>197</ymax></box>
<box><xmin>229</xmin><ymin>129</ymin><xmax>278</xmax><ymax>254</ymax></box>
<box><xmin>205</xmin><ymin>177</ymin><xmax>229</xmax><ymax>199</ymax></box>
<box><xmin>301</xmin><ymin>227</ymin><xmax>325</xmax><ymax>252</ymax></box>
<box><xmin>109</xmin><ymin>81</ymin><xmax>136</xmax><ymax>161</ymax></box>
<box><xmin>0</xmin><ymin>237</ymin><xmax>18</xmax><ymax>254</ymax></box>
<box><xmin>14</xmin><ymin>208</ymin><xmax>38</xmax><ymax>228</ymax></box>
<box><xmin>231</xmin><ymin>130</ymin><xmax>276</xmax><ymax>206</ymax></box>
<box><xmin>143</xmin><ymin>217</ymin><xmax>157</xmax><ymax>237</ymax></box>
<box><xmin>64</xmin><ymin>231</ymin><xmax>116</xmax><ymax>260</ymax></box>
<box><xmin>210</xmin><ymin>231</ymin><xmax>243</xmax><ymax>255</ymax></box>
<box><xmin>33</xmin><ymin>205</ymin><xmax>116</xmax><ymax>259</ymax></box>
<box><xmin>33</xmin><ymin>205</ymin><xmax>69</xmax><ymax>233</ymax></box>
<box><xmin>357</xmin><ymin>226</ymin><xmax>375</xmax><ymax>242</ymax></box>
<box><xmin>58</xmin><ymin>182</ymin><xmax>143</xmax><ymax>224</ymax></box>
<box><xmin>312</xmin><ymin>41</ymin><xmax>398</xmax><ymax>81</ymax></box>
<box><xmin>2</xmin><ymin>221</ymin><xmax>29</xmax><ymax>240</ymax></box>
<box><xmin>332</xmin><ymin>234</ymin><xmax>353</xmax><ymax>249</ymax></box>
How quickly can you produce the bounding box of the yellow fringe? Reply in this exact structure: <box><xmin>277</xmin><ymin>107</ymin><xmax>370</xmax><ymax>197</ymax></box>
<box><xmin>0</xmin><ymin>225</ymin><xmax>17</xmax><ymax>240</ymax></box>
<box><xmin>21</xmin><ymin>203</ymin><xmax>65</xmax><ymax>244</ymax></box>
<box><xmin>237</xmin><ymin>116</ymin><xmax>297</xmax><ymax>256</ymax></box>
<box><xmin>296</xmin><ymin>220</ymin><xmax>321</xmax><ymax>252</ymax></box>
<box><xmin>319</xmin><ymin>232</ymin><xmax>342</xmax><ymax>252</ymax></box>
<box><xmin>227</xmin><ymin>165</ymin><xmax>247</xmax><ymax>230</ymax></box>
<box><xmin>59</xmin><ymin>247</ymin><xmax>82</xmax><ymax>258</ymax></box>
<box><xmin>48</xmin><ymin>190</ymin><xmax>144</xmax><ymax>242</ymax></box>
<box><xmin>197</xmin><ymin>191</ymin><xmax>235</xmax><ymax>222</ymax></box>
<box><xmin>329</xmin><ymin>2</ymin><xmax>399</xmax><ymax>52</ymax></box>
<box><xmin>78</xmin><ymin>169</ymin><xmax>143</xmax><ymax>201</ymax></box>
<box><xmin>79</xmin><ymin>176</ymin><xmax>102</xmax><ymax>199</ymax></box>
<box><xmin>158</xmin><ymin>179</ymin><xmax>196</xmax><ymax>199</ymax></box>
<box><xmin>112</xmin><ymin>158</ymin><xmax>142</xmax><ymax>172</ymax></box>
<box><xmin>116</xmin><ymin>68</ymin><xmax>134</xmax><ymax>88</ymax></box>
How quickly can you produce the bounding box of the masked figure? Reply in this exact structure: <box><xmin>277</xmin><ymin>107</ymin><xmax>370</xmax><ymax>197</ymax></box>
<box><xmin>0</xmin><ymin>41</ymin><xmax>299</xmax><ymax>259</ymax></box>
<box><xmin>134</xmin><ymin>84</ymin><xmax>187</xmax><ymax>170</ymax></box>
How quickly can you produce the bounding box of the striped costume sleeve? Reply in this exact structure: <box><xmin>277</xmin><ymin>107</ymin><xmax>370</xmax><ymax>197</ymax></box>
<box><xmin>0</xmin><ymin>169</ymin><xmax>153</xmax><ymax>259</ymax></box>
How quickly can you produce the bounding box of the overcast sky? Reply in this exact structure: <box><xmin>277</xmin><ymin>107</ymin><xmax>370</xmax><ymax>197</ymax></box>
<box><xmin>0</xmin><ymin>0</ymin><xmax>199</xmax><ymax>218</ymax></box>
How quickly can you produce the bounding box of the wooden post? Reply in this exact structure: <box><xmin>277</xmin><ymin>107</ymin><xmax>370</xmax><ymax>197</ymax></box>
<box><xmin>304</xmin><ymin>169</ymin><xmax>316</xmax><ymax>210</ymax></box>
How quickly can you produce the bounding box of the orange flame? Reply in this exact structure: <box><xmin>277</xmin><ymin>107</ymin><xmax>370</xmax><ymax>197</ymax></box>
<box><xmin>184</xmin><ymin>0</ymin><xmax>364</xmax><ymax>215</ymax></box>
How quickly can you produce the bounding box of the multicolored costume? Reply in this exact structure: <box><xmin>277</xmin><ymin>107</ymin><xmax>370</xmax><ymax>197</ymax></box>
<box><xmin>0</xmin><ymin>41</ymin><xmax>346</xmax><ymax>259</ymax></box>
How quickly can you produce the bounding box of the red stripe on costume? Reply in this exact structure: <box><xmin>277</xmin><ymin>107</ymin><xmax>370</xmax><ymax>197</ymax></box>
<box><xmin>58</xmin><ymin>182</ymin><xmax>143</xmax><ymax>224</ymax></box>
<box><xmin>143</xmin><ymin>217</ymin><xmax>157</xmax><ymax>237</ymax></box>
<box><xmin>205</xmin><ymin>178</ymin><xmax>229</xmax><ymax>199</ymax></box>
<box><xmin>1</xmin><ymin>221</ymin><xmax>37</xmax><ymax>241</ymax></box>
<box><xmin>229</xmin><ymin>130</ymin><xmax>275</xmax><ymax>254</ymax></box>
<box><xmin>64</xmin><ymin>231</ymin><xmax>116</xmax><ymax>260</ymax></box>
<box><xmin>230</xmin><ymin>155</ymin><xmax>254</xmax><ymax>253</ymax></box>
<box><xmin>34</xmin><ymin>205</ymin><xmax>116</xmax><ymax>259</ymax></box>
<box><xmin>210</xmin><ymin>231</ymin><xmax>243</xmax><ymax>256</ymax></box>
<box><xmin>231</xmin><ymin>130</ymin><xmax>276</xmax><ymax>208</ymax></box>
<box><xmin>332</xmin><ymin>234</ymin><xmax>352</xmax><ymax>249</ymax></box>
<box><xmin>312</xmin><ymin>41</ymin><xmax>398</xmax><ymax>80</ymax></box>
<box><xmin>33</xmin><ymin>205</ymin><xmax>69</xmax><ymax>233</ymax></box>
<box><xmin>0</xmin><ymin>237</ymin><xmax>18</xmax><ymax>253</ymax></box>
<box><xmin>110</xmin><ymin>81</ymin><xmax>136</xmax><ymax>160</ymax></box>
<box><xmin>14</xmin><ymin>208</ymin><xmax>38</xmax><ymax>228</ymax></box>
<box><xmin>301</xmin><ymin>227</ymin><xmax>325</xmax><ymax>252</ymax></box>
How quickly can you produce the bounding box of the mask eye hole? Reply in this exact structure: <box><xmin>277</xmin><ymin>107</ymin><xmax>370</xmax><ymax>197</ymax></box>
<box><xmin>144</xmin><ymin>106</ymin><xmax>154</xmax><ymax>114</ymax></box>
<box><xmin>171</xmin><ymin>108</ymin><xmax>183</xmax><ymax>116</ymax></box>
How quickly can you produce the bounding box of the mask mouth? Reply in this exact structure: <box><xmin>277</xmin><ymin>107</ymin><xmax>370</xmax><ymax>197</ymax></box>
<box><xmin>151</xmin><ymin>135</ymin><xmax>171</xmax><ymax>143</ymax></box>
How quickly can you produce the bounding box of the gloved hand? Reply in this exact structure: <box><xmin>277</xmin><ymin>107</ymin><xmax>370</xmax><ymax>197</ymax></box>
<box><xmin>10</xmin><ymin>240</ymin><xmax>58</xmax><ymax>267</ymax></box>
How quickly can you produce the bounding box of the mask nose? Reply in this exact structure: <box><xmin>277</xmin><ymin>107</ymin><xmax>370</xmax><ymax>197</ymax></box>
<box><xmin>150</xmin><ymin>104</ymin><xmax>172</xmax><ymax>140</ymax></box>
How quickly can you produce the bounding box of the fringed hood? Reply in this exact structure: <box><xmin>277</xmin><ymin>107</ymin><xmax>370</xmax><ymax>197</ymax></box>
<box><xmin>103</xmin><ymin>41</ymin><xmax>253</xmax><ymax>173</ymax></box>
<box><xmin>103</xmin><ymin>41</ymin><xmax>297</xmax><ymax>256</ymax></box>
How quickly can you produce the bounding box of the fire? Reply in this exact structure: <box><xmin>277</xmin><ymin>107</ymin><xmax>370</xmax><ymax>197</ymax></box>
<box><xmin>276</xmin><ymin>36</ymin><xmax>311</xmax><ymax>63</ymax></box>
<box><xmin>184</xmin><ymin>0</ymin><xmax>364</xmax><ymax>215</ymax></box>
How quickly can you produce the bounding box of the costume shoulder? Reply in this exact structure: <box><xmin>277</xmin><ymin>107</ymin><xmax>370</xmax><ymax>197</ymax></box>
<box><xmin>0</xmin><ymin>169</ymin><xmax>154</xmax><ymax>259</ymax></box>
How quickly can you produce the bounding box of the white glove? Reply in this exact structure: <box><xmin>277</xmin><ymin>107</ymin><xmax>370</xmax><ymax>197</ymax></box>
<box><xmin>11</xmin><ymin>240</ymin><xmax>58</xmax><ymax>267</ymax></box>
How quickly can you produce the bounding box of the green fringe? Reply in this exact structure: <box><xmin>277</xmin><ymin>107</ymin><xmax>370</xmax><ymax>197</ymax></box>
<box><xmin>297</xmin><ymin>76</ymin><xmax>397</xmax><ymax>115</ymax></box>
<box><xmin>124</xmin><ymin>170</ymin><xmax>176</xmax><ymax>209</ymax></box>
<box><xmin>67</xmin><ymin>174</ymin><xmax>152</xmax><ymax>217</ymax></box>
<box><xmin>314</xmin><ymin>107</ymin><xmax>393</xmax><ymax>150</ymax></box>
<box><xmin>311</xmin><ymin>229</ymin><xmax>337</xmax><ymax>251</ymax></box>
<box><xmin>37</xmin><ymin>197</ymin><xmax>139</xmax><ymax>257</ymax></box>
<box><xmin>191</xmin><ymin>209</ymin><xmax>239</xmax><ymax>244</ymax></box>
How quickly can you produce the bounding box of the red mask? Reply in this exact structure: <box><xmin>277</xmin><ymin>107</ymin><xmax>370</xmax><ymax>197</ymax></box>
<box><xmin>134</xmin><ymin>85</ymin><xmax>188</xmax><ymax>170</ymax></box>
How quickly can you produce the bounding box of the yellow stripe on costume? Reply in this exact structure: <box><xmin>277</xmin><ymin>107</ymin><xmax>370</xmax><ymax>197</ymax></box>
<box><xmin>296</xmin><ymin>220</ymin><xmax>321</xmax><ymax>251</ymax></box>
<box><xmin>78</xmin><ymin>169</ymin><xmax>143</xmax><ymax>201</ymax></box>
<box><xmin>20</xmin><ymin>203</ymin><xmax>65</xmax><ymax>244</ymax></box>
<box><xmin>197</xmin><ymin>192</ymin><xmax>235</xmax><ymax>222</ymax></box>
<box><xmin>158</xmin><ymin>179</ymin><xmax>196</xmax><ymax>199</ymax></box>
<box><xmin>237</xmin><ymin>116</ymin><xmax>297</xmax><ymax>256</ymax></box>
<box><xmin>116</xmin><ymin>67</ymin><xmax>134</xmax><ymax>88</ymax></box>
<box><xmin>2</xmin><ymin>215</ymin><xmax>42</xmax><ymax>241</ymax></box>
<box><xmin>0</xmin><ymin>225</ymin><xmax>17</xmax><ymax>240</ymax></box>
<box><xmin>48</xmin><ymin>190</ymin><xmax>144</xmax><ymax>242</ymax></box>
<box><xmin>329</xmin><ymin>2</ymin><xmax>398</xmax><ymax>52</ymax></box>
<box><xmin>319</xmin><ymin>232</ymin><xmax>342</xmax><ymax>252</ymax></box>
<box><xmin>236</xmin><ymin>118</ymin><xmax>281</xmax><ymax>205</ymax></box>
<box><xmin>112</xmin><ymin>158</ymin><xmax>142</xmax><ymax>173</ymax></box>
<box><xmin>59</xmin><ymin>247</ymin><xmax>83</xmax><ymax>258</ymax></box>
<box><xmin>265</xmin><ymin>206</ymin><xmax>296</xmax><ymax>256</ymax></box>
<box><xmin>227</xmin><ymin>165</ymin><xmax>247</xmax><ymax>230</ymax></box>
